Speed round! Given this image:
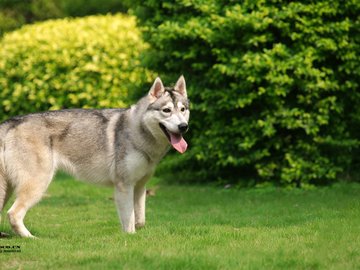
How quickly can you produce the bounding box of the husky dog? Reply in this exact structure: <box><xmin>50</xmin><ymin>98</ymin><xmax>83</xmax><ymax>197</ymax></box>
<box><xmin>0</xmin><ymin>76</ymin><xmax>189</xmax><ymax>237</ymax></box>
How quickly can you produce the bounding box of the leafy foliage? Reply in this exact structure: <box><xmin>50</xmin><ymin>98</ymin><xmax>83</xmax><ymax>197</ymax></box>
<box><xmin>60</xmin><ymin>0</ymin><xmax>131</xmax><ymax>17</ymax></box>
<box><xmin>0</xmin><ymin>14</ymin><xmax>152</xmax><ymax>118</ymax></box>
<box><xmin>0</xmin><ymin>0</ymin><xmax>63</xmax><ymax>35</ymax></box>
<box><xmin>132</xmin><ymin>0</ymin><xmax>360</xmax><ymax>186</ymax></box>
<box><xmin>0</xmin><ymin>0</ymin><xmax>131</xmax><ymax>36</ymax></box>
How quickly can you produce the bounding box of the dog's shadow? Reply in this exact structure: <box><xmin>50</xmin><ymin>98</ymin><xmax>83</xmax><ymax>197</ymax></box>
<box><xmin>0</xmin><ymin>231</ymin><xmax>13</xmax><ymax>238</ymax></box>
<box><xmin>0</xmin><ymin>221</ymin><xmax>17</xmax><ymax>238</ymax></box>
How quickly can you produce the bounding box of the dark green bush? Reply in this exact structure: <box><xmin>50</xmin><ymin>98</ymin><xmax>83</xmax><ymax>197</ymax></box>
<box><xmin>0</xmin><ymin>0</ymin><xmax>64</xmax><ymax>35</ymax></box>
<box><xmin>0</xmin><ymin>0</ymin><xmax>131</xmax><ymax>37</ymax></box>
<box><xmin>0</xmin><ymin>9</ymin><xmax>24</xmax><ymax>36</ymax></box>
<box><xmin>60</xmin><ymin>0</ymin><xmax>130</xmax><ymax>17</ymax></box>
<box><xmin>132</xmin><ymin>0</ymin><xmax>360</xmax><ymax>186</ymax></box>
<box><xmin>0</xmin><ymin>14</ymin><xmax>152</xmax><ymax>119</ymax></box>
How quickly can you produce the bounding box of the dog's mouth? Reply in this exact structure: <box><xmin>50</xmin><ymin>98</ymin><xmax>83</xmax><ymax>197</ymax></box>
<box><xmin>159</xmin><ymin>123</ymin><xmax>188</xmax><ymax>154</ymax></box>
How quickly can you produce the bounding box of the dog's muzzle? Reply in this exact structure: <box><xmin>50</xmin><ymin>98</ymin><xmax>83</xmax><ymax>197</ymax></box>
<box><xmin>178</xmin><ymin>123</ymin><xmax>188</xmax><ymax>134</ymax></box>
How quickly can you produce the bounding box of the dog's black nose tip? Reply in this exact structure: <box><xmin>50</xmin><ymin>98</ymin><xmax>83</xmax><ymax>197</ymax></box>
<box><xmin>178</xmin><ymin>123</ymin><xmax>188</xmax><ymax>133</ymax></box>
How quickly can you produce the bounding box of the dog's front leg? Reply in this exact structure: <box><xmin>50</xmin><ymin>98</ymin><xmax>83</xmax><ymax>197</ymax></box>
<box><xmin>134</xmin><ymin>182</ymin><xmax>146</xmax><ymax>229</ymax></box>
<box><xmin>134</xmin><ymin>174</ymin><xmax>151</xmax><ymax>229</ymax></box>
<box><xmin>114</xmin><ymin>183</ymin><xmax>135</xmax><ymax>233</ymax></box>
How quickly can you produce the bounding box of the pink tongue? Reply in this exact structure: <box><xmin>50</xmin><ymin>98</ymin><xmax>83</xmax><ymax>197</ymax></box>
<box><xmin>169</xmin><ymin>133</ymin><xmax>188</xmax><ymax>154</ymax></box>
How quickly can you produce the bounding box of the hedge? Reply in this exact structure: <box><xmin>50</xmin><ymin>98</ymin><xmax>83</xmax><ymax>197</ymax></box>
<box><xmin>0</xmin><ymin>0</ymin><xmax>63</xmax><ymax>36</ymax></box>
<box><xmin>60</xmin><ymin>0</ymin><xmax>130</xmax><ymax>17</ymax></box>
<box><xmin>131</xmin><ymin>0</ymin><xmax>360</xmax><ymax>186</ymax></box>
<box><xmin>0</xmin><ymin>14</ymin><xmax>152</xmax><ymax>120</ymax></box>
<box><xmin>0</xmin><ymin>0</ymin><xmax>131</xmax><ymax>37</ymax></box>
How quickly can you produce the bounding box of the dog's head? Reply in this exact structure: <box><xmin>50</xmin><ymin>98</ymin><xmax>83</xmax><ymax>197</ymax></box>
<box><xmin>144</xmin><ymin>76</ymin><xmax>190</xmax><ymax>153</ymax></box>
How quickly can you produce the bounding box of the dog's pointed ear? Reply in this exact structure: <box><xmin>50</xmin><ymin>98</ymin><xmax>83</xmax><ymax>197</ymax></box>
<box><xmin>174</xmin><ymin>75</ymin><xmax>187</xmax><ymax>98</ymax></box>
<box><xmin>148</xmin><ymin>77</ymin><xmax>165</xmax><ymax>101</ymax></box>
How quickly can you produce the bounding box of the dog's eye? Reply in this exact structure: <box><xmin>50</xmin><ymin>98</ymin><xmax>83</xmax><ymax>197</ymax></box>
<box><xmin>180</xmin><ymin>107</ymin><xmax>186</xmax><ymax>112</ymax></box>
<box><xmin>162</xmin><ymin>108</ymin><xmax>171</xmax><ymax>113</ymax></box>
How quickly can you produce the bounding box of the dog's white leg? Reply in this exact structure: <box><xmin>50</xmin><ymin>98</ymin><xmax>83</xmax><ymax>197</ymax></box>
<box><xmin>134</xmin><ymin>176</ymin><xmax>150</xmax><ymax>229</ymax></box>
<box><xmin>7</xmin><ymin>191</ymin><xmax>42</xmax><ymax>238</ymax></box>
<box><xmin>7</xmin><ymin>171</ymin><xmax>53</xmax><ymax>238</ymax></box>
<box><xmin>7</xmin><ymin>202</ymin><xmax>35</xmax><ymax>238</ymax></box>
<box><xmin>0</xmin><ymin>174</ymin><xmax>12</xmax><ymax>226</ymax></box>
<box><xmin>114</xmin><ymin>183</ymin><xmax>135</xmax><ymax>233</ymax></box>
<box><xmin>0</xmin><ymin>175</ymin><xmax>6</xmax><ymax>224</ymax></box>
<box><xmin>134</xmin><ymin>184</ymin><xmax>146</xmax><ymax>229</ymax></box>
<box><xmin>7</xmin><ymin>178</ymin><xmax>51</xmax><ymax>238</ymax></box>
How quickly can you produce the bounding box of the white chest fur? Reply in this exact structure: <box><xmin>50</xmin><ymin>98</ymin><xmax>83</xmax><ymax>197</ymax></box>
<box><xmin>124</xmin><ymin>150</ymin><xmax>153</xmax><ymax>183</ymax></box>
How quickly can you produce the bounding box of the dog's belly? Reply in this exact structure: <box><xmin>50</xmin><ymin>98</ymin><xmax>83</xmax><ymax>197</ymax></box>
<box><xmin>54</xmin><ymin>152</ymin><xmax>114</xmax><ymax>186</ymax></box>
<box><xmin>53</xmin><ymin>149</ymin><xmax>154</xmax><ymax>185</ymax></box>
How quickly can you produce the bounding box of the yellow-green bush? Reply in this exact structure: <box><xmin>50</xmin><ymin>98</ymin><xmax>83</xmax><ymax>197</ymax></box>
<box><xmin>0</xmin><ymin>14</ymin><xmax>152</xmax><ymax>120</ymax></box>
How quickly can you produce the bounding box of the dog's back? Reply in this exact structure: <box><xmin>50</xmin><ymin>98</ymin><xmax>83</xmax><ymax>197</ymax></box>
<box><xmin>0</xmin><ymin>109</ymin><xmax>129</xmax><ymax>184</ymax></box>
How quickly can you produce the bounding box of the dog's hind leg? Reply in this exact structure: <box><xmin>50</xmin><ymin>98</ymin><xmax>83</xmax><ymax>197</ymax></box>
<box><xmin>0</xmin><ymin>173</ymin><xmax>11</xmax><ymax>221</ymax></box>
<box><xmin>7</xmin><ymin>173</ymin><xmax>52</xmax><ymax>238</ymax></box>
<box><xmin>6</xmin><ymin>147</ymin><xmax>54</xmax><ymax>238</ymax></box>
<box><xmin>0</xmin><ymin>174</ymin><xmax>6</xmax><ymax>217</ymax></box>
<box><xmin>0</xmin><ymin>182</ymin><xmax>12</xmax><ymax>214</ymax></box>
<box><xmin>0</xmin><ymin>177</ymin><xmax>13</xmax><ymax>237</ymax></box>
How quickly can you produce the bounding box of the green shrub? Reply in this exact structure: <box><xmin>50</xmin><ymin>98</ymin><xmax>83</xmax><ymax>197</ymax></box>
<box><xmin>0</xmin><ymin>9</ymin><xmax>24</xmax><ymax>36</ymax></box>
<box><xmin>0</xmin><ymin>0</ymin><xmax>131</xmax><ymax>37</ymax></box>
<box><xmin>0</xmin><ymin>14</ymin><xmax>152</xmax><ymax>119</ymax></box>
<box><xmin>60</xmin><ymin>0</ymin><xmax>130</xmax><ymax>17</ymax></box>
<box><xmin>0</xmin><ymin>0</ymin><xmax>64</xmax><ymax>36</ymax></box>
<box><xmin>132</xmin><ymin>0</ymin><xmax>360</xmax><ymax>186</ymax></box>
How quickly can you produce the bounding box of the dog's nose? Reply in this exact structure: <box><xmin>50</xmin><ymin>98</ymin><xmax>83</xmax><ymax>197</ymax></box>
<box><xmin>178</xmin><ymin>123</ymin><xmax>188</xmax><ymax>133</ymax></box>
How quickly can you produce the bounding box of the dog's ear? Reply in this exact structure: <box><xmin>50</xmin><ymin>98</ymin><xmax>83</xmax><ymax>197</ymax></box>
<box><xmin>174</xmin><ymin>75</ymin><xmax>187</xmax><ymax>98</ymax></box>
<box><xmin>148</xmin><ymin>77</ymin><xmax>165</xmax><ymax>101</ymax></box>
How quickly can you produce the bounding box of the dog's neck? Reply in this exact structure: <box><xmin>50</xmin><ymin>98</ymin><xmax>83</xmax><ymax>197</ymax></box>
<box><xmin>127</xmin><ymin>103</ymin><xmax>170</xmax><ymax>164</ymax></box>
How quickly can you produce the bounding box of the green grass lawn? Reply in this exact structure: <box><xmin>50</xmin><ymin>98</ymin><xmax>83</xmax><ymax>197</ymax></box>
<box><xmin>1</xmin><ymin>175</ymin><xmax>359</xmax><ymax>269</ymax></box>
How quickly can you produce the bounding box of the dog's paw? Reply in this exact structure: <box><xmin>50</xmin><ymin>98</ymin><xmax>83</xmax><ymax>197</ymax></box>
<box><xmin>135</xmin><ymin>222</ymin><xmax>145</xmax><ymax>229</ymax></box>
